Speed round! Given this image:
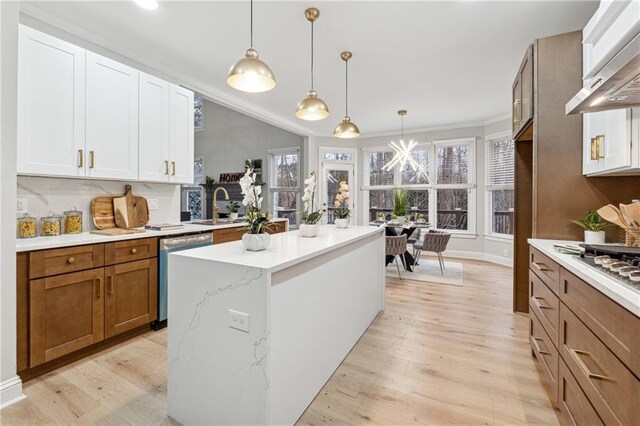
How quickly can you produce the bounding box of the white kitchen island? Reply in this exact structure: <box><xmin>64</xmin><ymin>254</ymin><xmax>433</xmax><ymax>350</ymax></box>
<box><xmin>167</xmin><ymin>225</ymin><xmax>385</xmax><ymax>425</ymax></box>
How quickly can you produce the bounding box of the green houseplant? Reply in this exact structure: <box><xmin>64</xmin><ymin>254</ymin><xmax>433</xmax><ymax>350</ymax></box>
<box><xmin>571</xmin><ymin>210</ymin><xmax>611</xmax><ymax>244</ymax></box>
<box><xmin>392</xmin><ymin>189</ymin><xmax>409</xmax><ymax>224</ymax></box>
<box><xmin>226</xmin><ymin>201</ymin><xmax>241</xmax><ymax>221</ymax></box>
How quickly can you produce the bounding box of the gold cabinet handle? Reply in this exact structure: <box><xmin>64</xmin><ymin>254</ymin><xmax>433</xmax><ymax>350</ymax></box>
<box><xmin>595</xmin><ymin>135</ymin><xmax>604</xmax><ymax>159</ymax></box>
<box><xmin>590</xmin><ymin>138</ymin><xmax>598</xmax><ymax>161</ymax></box>
<box><xmin>78</xmin><ymin>150</ymin><xmax>83</xmax><ymax>168</ymax></box>
<box><xmin>164</xmin><ymin>160</ymin><xmax>169</xmax><ymax>175</ymax></box>
<box><xmin>171</xmin><ymin>161</ymin><xmax>176</xmax><ymax>176</ymax></box>
<box><xmin>570</xmin><ymin>349</ymin><xmax>613</xmax><ymax>382</ymax></box>
<box><xmin>532</xmin><ymin>261</ymin><xmax>550</xmax><ymax>272</ymax></box>
<box><xmin>67</xmin><ymin>257</ymin><xmax>75</xmax><ymax>264</ymax></box>
<box><xmin>532</xmin><ymin>337</ymin><xmax>551</xmax><ymax>355</ymax></box>
<box><xmin>89</xmin><ymin>151</ymin><xmax>95</xmax><ymax>168</ymax></box>
<box><xmin>533</xmin><ymin>296</ymin><xmax>552</xmax><ymax>309</ymax></box>
<box><xmin>131</xmin><ymin>248</ymin><xmax>137</xmax><ymax>254</ymax></box>
<box><xmin>97</xmin><ymin>277</ymin><xmax>102</xmax><ymax>298</ymax></box>
<box><xmin>108</xmin><ymin>275</ymin><xmax>114</xmax><ymax>295</ymax></box>
<box><xmin>513</xmin><ymin>99</ymin><xmax>521</xmax><ymax>125</ymax></box>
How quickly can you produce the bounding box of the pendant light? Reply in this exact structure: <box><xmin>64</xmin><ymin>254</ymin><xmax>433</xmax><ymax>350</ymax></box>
<box><xmin>227</xmin><ymin>0</ymin><xmax>276</xmax><ymax>93</ymax></box>
<box><xmin>382</xmin><ymin>110</ymin><xmax>428</xmax><ymax>182</ymax></box>
<box><xmin>295</xmin><ymin>8</ymin><xmax>330</xmax><ymax>121</ymax></box>
<box><xmin>333</xmin><ymin>51</ymin><xmax>360</xmax><ymax>138</ymax></box>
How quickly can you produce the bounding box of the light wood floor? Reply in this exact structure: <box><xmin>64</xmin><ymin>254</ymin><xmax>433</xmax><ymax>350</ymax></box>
<box><xmin>1</xmin><ymin>258</ymin><xmax>563</xmax><ymax>425</ymax></box>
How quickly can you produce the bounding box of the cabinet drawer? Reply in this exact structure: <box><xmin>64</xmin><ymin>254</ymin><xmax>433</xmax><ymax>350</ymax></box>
<box><xmin>529</xmin><ymin>270</ymin><xmax>559</xmax><ymax>347</ymax></box>
<box><xmin>30</xmin><ymin>244</ymin><xmax>104</xmax><ymax>279</ymax></box>
<box><xmin>268</xmin><ymin>221</ymin><xmax>287</xmax><ymax>234</ymax></box>
<box><xmin>105</xmin><ymin>238</ymin><xmax>157</xmax><ymax>265</ymax></box>
<box><xmin>560</xmin><ymin>304</ymin><xmax>640</xmax><ymax>425</ymax></box>
<box><xmin>559</xmin><ymin>358</ymin><xmax>604</xmax><ymax>426</ymax></box>
<box><xmin>530</xmin><ymin>310</ymin><xmax>559</xmax><ymax>406</ymax></box>
<box><xmin>213</xmin><ymin>227</ymin><xmax>246</xmax><ymax>244</ymax></box>
<box><xmin>529</xmin><ymin>247</ymin><xmax>560</xmax><ymax>295</ymax></box>
<box><xmin>560</xmin><ymin>268</ymin><xmax>639</xmax><ymax>377</ymax></box>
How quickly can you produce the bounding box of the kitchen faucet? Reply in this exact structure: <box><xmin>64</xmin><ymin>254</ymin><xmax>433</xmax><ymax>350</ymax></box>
<box><xmin>212</xmin><ymin>187</ymin><xmax>230</xmax><ymax>224</ymax></box>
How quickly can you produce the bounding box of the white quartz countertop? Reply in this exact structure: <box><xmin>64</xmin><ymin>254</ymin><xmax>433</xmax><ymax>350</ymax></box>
<box><xmin>172</xmin><ymin>225</ymin><xmax>384</xmax><ymax>273</ymax></box>
<box><xmin>528</xmin><ymin>239</ymin><xmax>640</xmax><ymax>317</ymax></box>
<box><xmin>16</xmin><ymin>219</ymin><xmax>288</xmax><ymax>252</ymax></box>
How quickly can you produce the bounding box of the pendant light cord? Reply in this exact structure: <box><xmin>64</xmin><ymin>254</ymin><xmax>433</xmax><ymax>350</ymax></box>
<box><xmin>250</xmin><ymin>0</ymin><xmax>254</xmax><ymax>47</ymax></box>
<box><xmin>310</xmin><ymin>20</ymin><xmax>314</xmax><ymax>90</ymax></box>
<box><xmin>401</xmin><ymin>115</ymin><xmax>404</xmax><ymax>141</ymax></box>
<box><xmin>345</xmin><ymin>59</ymin><xmax>349</xmax><ymax>116</ymax></box>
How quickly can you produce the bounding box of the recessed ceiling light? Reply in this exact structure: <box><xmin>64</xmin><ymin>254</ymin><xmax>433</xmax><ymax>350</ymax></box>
<box><xmin>133</xmin><ymin>0</ymin><xmax>159</xmax><ymax>10</ymax></box>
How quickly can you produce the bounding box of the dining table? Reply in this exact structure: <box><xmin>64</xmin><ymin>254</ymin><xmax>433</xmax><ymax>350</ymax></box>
<box><xmin>370</xmin><ymin>221</ymin><xmax>431</xmax><ymax>272</ymax></box>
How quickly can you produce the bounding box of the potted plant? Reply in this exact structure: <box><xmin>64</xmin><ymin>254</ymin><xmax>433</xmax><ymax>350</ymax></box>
<box><xmin>392</xmin><ymin>189</ymin><xmax>409</xmax><ymax>225</ymax></box>
<box><xmin>571</xmin><ymin>211</ymin><xmax>612</xmax><ymax>244</ymax></box>
<box><xmin>226</xmin><ymin>201</ymin><xmax>241</xmax><ymax>221</ymax></box>
<box><xmin>333</xmin><ymin>181</ymin><xmax>350</xmax><ymax>228</ymax></box>
<box><xmin>239</xmin><ymin>166</ymin><xmax>272</xmax><ymax>251</ymax></box>
<box><xmin>300</xmin><ymin>172</ymin><xmax>325</xmax><ymax>237</ymax></box>
<box><xmin>417</xmin><ymin>213</ymin><xmax>426</xmax><ymax>224</ymax></box>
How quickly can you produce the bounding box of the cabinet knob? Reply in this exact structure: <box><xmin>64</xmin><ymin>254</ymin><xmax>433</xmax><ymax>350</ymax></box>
<box><xmin>67</xmin><ymin>257</ymin><xmax>75</xmax><ymax>264</ymax></box>
<box><xmin>131</xmin><ymin>248</ymin><xmax>137</xmax><ymax>254</ymax></box>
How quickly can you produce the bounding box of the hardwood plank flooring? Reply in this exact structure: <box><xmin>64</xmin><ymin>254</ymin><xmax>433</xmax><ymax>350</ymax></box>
<box><xmin>1</xmin><ymin>258</ymin><xmax>563</xmax><ymax>425</ymax></box>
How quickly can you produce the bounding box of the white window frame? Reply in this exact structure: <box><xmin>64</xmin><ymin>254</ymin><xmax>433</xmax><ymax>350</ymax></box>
<box><xmin>484</xmin><ymin>131</ymin><xmax>514</xmax><ymax>240</ymax></box>
<box><xmin>268</xmin><ymin>147</ymin><xmax>301</xmax><ymax>228</ymax></box>
<box><xmin>318</xmin><ymin>147</ymin><xmax>358</xmax><ymax>225</ymax></box>
<box><xmin>361</xmin><ymin>138</ymin><xmax>477</xmax><ymax>235</ymax></box>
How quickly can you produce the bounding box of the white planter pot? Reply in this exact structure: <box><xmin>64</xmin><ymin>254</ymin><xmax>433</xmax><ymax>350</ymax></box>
<box><xmin>229</xmin><ymin>212</ymin><xmax>239</xmax><ymax>221</ymax></box>
<box><xmin>334</xmin><ymin>218</ymin><xmax>348</xmax><ymax>228</ymax></box>
<box><xmin>242</xmin><ymin>232</ymin><xmax>271</xmax><ymax>251</ymax></box>
<box><xmin>584</xmin><ymin>230</ymin><xmax>605</xmax><ymax>244</ymax></box>
<box><xmin>299</xmin><ymin>223</ymin><xmax>320</xmax><ymax>237</ymax></box>
<box><xmin>396</xmin><ymin>216</ymin><xmax>406</xmax><ymax>225</ymax></box>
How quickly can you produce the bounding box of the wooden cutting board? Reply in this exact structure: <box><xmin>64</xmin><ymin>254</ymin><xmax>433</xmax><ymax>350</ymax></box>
<box><xmin>90</xmin><ymin>228</ymin><xmax>146</xmax><ymax>236</ymax></box>
<box><xmin>91</xmin><ymin>196</ymin><xmax>118</xmax><ymax>229</ymax></box>
<box><xmin>113</xmin><ymin>185</ymin><xmax>149</xmax><ymax>229</ymax></box>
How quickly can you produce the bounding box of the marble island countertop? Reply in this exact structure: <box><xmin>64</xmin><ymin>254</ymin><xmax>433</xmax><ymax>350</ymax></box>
<box><xmin>528</xmin><ymin>239</ymin><xmax>640</xmax><ymax>316</ymax></box>
<box><xmin>16</xmin><ymin>218</ymin><xmax>288</xmax><ymax>252</ymax></box>
<box><xmin>172</xmin><ymin>225</ymin><xmax>384</xmax><ymax>273</ymax></box>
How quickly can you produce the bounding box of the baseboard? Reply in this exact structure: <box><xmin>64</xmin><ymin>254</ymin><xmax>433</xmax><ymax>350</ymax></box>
<box><xmin>0</xmin><ymin>376</ymin><xmax>25</xmax><ymax>409</ymax></box>
<box><xmin>438</xmin><ymin>249</ymin><xmax>513</xmax><ymax>267</ymax></box>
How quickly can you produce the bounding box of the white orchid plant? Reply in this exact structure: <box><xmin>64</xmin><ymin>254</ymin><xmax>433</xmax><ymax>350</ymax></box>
<box><xmin>333</xmin><ymin>181</ymin><xmax>351</xmax><ymax>219</ymax></box>
<box><xmin>239</xmin><ymin>164</ymin><xmax>272</xmax><ymax>234</ymax></box>
<box><xmin>300</xmin><ymin>171</ymin><xmax>325</xmax><ymax>225</ymax></box>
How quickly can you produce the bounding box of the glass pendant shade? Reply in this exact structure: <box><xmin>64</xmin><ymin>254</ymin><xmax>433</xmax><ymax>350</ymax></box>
<box><xmin>295</xmin><ymin>90</ymin><xmax>330</xmax><ymax>121</ymax></box>
<box><xmin>333</xmin><ymin>116</ymin><xmax>360</xmax><ymax>138</ymax></box>
<box><xmin>227</xmin><ymin>48</ymin><xmax>276</xmax><ymax>93</ymax></box>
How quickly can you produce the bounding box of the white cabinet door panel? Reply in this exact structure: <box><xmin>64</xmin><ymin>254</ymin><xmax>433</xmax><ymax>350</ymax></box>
<box><xmin>169</xmin><ymin>85</ymin><xmax>194</xmax><ymax>184</ymax></box>
<box><xmin>17</xmin><ymin>26</ymin><xmax>86</xmax><ymax>177</ymax></box>
<box><xmin>86</xmin><ymin>52</ymin><xmax>139</xmax><ymax>180</ymax></box>
<box><xmin>139</xmin><ymin>73</ymin><xmax>170</xmax><ymax>182</ymax></box>
<box><xmin>602</xmin><ymin>109</ymin><xmax>632</xmax><ymax>171</ymax></box>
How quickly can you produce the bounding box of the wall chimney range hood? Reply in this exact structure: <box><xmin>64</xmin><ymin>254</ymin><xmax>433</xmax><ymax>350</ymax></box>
<box><xmin>566</xmin><ymin>33</ymin><xmax>640</xmax><ymax>115</ymax></box>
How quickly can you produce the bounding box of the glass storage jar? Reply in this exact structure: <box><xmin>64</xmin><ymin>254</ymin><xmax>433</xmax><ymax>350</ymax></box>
<box><xmin>63</xmin><ymin>207</ymin><xmax>83</xmax><ymax>234</ymax></box>
<box><xmin>41</xmin><ymin>212</ymin><xmax>62</xmax><ymax>236</ymax></box>
<box><xmin>17</xmin><ymin>213</ymin><xmax>37</xmax><ymax>238</ymax></box>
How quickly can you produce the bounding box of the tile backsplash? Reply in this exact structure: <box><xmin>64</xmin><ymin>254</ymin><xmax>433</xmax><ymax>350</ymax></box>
<box><xmin>17</xmin><ymin>176</ymin><xmax>181</xmax><ymax>231</ymax></box>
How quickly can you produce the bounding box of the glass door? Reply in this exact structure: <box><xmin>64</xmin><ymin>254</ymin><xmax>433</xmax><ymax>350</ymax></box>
<box><xmin>321</xmin><ymin>163</ymin><xmax>355</xmax><ymax>224</ymax></box>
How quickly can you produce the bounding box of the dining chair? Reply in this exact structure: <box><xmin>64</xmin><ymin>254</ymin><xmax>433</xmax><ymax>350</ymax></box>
<box><xmin>386</xmin><ymin>234</ymin><xmax>408</xmax><ymax>279</ymax></box>
<box><xmin>412</xmin><ymin>230</ymin><xmax>451</xmax><ymax>274</ymax></box>
<box><xmin>407</xmin><ymin>227</ymin><xmax>421</xmax><ymax>246</ymax></box>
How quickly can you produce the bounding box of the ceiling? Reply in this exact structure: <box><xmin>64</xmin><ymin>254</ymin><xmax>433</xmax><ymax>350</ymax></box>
<box><xmin>21</xmin><ymin>1</ymin><xmax>598</xmax><ymax>137</ymax></box>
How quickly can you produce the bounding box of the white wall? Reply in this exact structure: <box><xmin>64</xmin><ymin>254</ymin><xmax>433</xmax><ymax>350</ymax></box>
<box><xmin>0</xmin><ymin>0</ymin><xmax>24</xmax><ymax>408</ymax></box>
<box><xmin>194</xmin><ymin>99</ymin><xmax>305</xmax><ymax>194</ymax></box>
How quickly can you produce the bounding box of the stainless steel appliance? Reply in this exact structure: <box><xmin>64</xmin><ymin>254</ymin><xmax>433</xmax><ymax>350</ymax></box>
<box><xmin>154</xmin><ymin>232</ymin><xmax>213</xmax><ymax>329</ymax></box>
<box><xmin>577</xmin><ymin>243</ymin><xmax>640</xmax><ymax>294</ymax></box>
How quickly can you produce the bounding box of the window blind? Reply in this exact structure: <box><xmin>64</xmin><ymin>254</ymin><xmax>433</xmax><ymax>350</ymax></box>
<box><xmin>434</xmin><ymin>138</ymin><xmax>476</xmax><ymax>186</ymax></box>
<box><xmin>362</xmin><ymin>149</ymin><xmax>395</xmax><ymax>189</ymax></box>
<box><xmin>485</xmin><ymin>139</ymin><xmax>514</xmax><ymax>188</ymax></box>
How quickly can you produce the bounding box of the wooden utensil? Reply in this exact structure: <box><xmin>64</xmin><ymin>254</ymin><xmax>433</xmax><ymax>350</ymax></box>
<box><xmin>623</xmin><ymin>202</ymin><xmax>640</xmax><ymax>229</ymax></box>
<box><xmin>113</xmin><ymin>185</ymin><xmax>149</xmax><ymax>229</ymax></box>
<box><xmin>90</xmin><ymin>228</ymin><xmax>146</xmax><ymax>236</ymax></box>
<box><xmin>91</xmin><ymin>196</ymin><xmax>118</xmax><ymax>229</ymax></box>
<box><xmin>597</xmin><ymin>204</ymin><xmax>630</xmax><ymax>229</ymax></box>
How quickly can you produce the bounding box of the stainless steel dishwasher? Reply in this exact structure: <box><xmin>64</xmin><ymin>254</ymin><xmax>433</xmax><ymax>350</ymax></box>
<box><xmin>154</xmin><ymin>232</ymin><xmax>213</xmax><ymax>330</ymax></box>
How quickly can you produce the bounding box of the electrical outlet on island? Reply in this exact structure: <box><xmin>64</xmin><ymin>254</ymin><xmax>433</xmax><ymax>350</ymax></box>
<box><xmin>228</xmin><ymin>309</ymin><xmax>250</xmax><ymax>333</ymax></box>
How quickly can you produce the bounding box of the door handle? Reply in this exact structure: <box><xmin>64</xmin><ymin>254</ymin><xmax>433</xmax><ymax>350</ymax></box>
<box><xmin>532</xmin><ymin>337</ymin><xmax>551</xmax><ymax>355</ymax></box>
<box><xmin>108</xmin><ymin>275</ymin><xmax>114</xmax><ymax>295</ymax></box>
<box><xmin>595</xmin><ymin>135</ymin><xmax>605</xmax><ymax>159</ymax></box>
<box><xmin>533</xmin><ymin>296</ymin><xmax>552</xmax><ymax>309</ymax></box>
<box><xmin>531</xmin><ymin>261</ymin><xmax>550</xmax><ymax>272</ymax></box>
<box><xmin>96</xmin><ymin>277</ymin><xmax>102</xmax><ymax>298</ymax></box>
<box><xmin>590</xmin><ymin>138</ymin><xmax>598</xmax><ymax>161</ymax></box>
<box><xmin>513</xmin><ymin>99</ymin><xmax>520</xmax><ymax>125</ymax></box>
<box><xmin>570</xmin><ymin>349</ymin><xmax>613</xmax><ymax>382</ymax></box>
<box><xmin>89</xmin><ymin>151</ymin><xmax>95</xmax><ymax>169</ymax></box>
<box><xmin>164</xmin><ymin>160</ymin><xmax>169</xmax><ymax>175</ymax></box>
<box><xmin>78</xmin><ymin>150</ymin><xmax>84</xmax><ymax>168</ymax></box>
<box><xmin>171</xmin><ymin>161</ymin><xmax>176</xmax><ymax>176</ymax></box>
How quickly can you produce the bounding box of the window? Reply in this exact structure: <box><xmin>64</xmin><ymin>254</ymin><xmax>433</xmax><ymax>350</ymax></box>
<box><xmin>485</xmin><ymin>136</ymin><xmax>514</xmax><ymax>236</ymax></box>
<box><xmin>362</xmin><ymin>138</ymin><xmax>476</xmax><ymax>232</ymax></box>
<box><xmin>194</xmin><ymin>95</ymin><xmax>204</xmax><ymax>131</ymax></box>
<box><xmin>269</xmin><ymin>148</ymin><xmax>300</xmax><ymax>227</ymax></box>
<box><xmin>323</xmin><ymin>152</ymin><xmax>352</xmax><ymax>161</ymax></box>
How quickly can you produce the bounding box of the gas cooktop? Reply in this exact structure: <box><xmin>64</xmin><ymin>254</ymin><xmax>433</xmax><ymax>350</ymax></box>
<box><xmin>576</xmin><ymin>244</ymin><xmax>640</xmax><ymax>294</ymax></box>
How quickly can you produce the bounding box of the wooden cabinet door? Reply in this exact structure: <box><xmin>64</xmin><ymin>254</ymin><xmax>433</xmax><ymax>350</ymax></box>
<box><xmin>139</xmin><ymin>72</ymin><xmax>170</xmax><ymax>182</ymax></box>
<box><xmin>168</xmin><ymin>84</ymin><xmax>194</xmax><ymax>184</ymax></box>
<box><xmin>512</xmin><ymin>77</ymin><xmax>522</xmax><ymax>137</ymax></box>
<box><xmin>30</xmin><ymin>268</ymin><xmax>104</xmax><ymax>367</ymax></box>
<box><xmin>104</xmin><ymin>258</ymin><xmax>157</xmax><ymax>339</ymax></box>
<box><xmin>519</xmin><ymin>46</ymin><xmax>533</xmax><ymax>126</ymax></box>
<box><xmin>17</xmin><ymin>25</ymin><xmax>86</xmax><ymax>177</ymax></box>
<box><xmin>86</xmin><ymin>51</ymin><xmax>139</xmax><ymax>180</ymax></box>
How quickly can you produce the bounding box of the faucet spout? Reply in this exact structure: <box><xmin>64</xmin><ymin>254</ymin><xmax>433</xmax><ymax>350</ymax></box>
<box><xmin>212</xmin><ymin>187</ymin><xmax>230</xmax><ymax>224</ymax></box>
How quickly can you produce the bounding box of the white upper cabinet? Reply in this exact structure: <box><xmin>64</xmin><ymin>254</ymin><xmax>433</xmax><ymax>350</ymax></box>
<box><xmin>168</xmin><ymin>85</ymin><xmax>194</xmax><ymax>184</ymax></box>
<box><xmin>139</xmin><ymin>73</ymin><xmax>170</xmax><ymax>182</ymax></box>
<box><xmin>85</xmin><ymin>52</ymin><xmax>139</xmax><ymax>180</ymax></box>
<box><xmin>17</xmin><ymin>26</ymin><xmax>86</xmax><ymax>177</ymax></box>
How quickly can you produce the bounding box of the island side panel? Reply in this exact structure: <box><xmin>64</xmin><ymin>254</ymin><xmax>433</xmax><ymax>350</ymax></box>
<box><xmin>269</xmin><ymin>232</ymin><xmax>385</xmax><ymax>425</ymax></box>
<box><xmin>167</xmin><ymin>254</ymin><xmax>270</xmax><ymax>425</ymax></box>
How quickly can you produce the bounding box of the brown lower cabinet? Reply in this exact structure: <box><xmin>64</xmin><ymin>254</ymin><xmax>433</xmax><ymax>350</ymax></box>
<box><xmin>18</xmin><ymin>238</ymin><xmax>159</xmax><ymax>378</ymax></box>
<box><xmin>529</xmin><ymin>245</ymin><xmax>640</xmax><ymax>425</ymax></box>
<box><xmin>212</xmin><ymin>220</ymin><xmax>287</xmax><ymax>244</ymax></box>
